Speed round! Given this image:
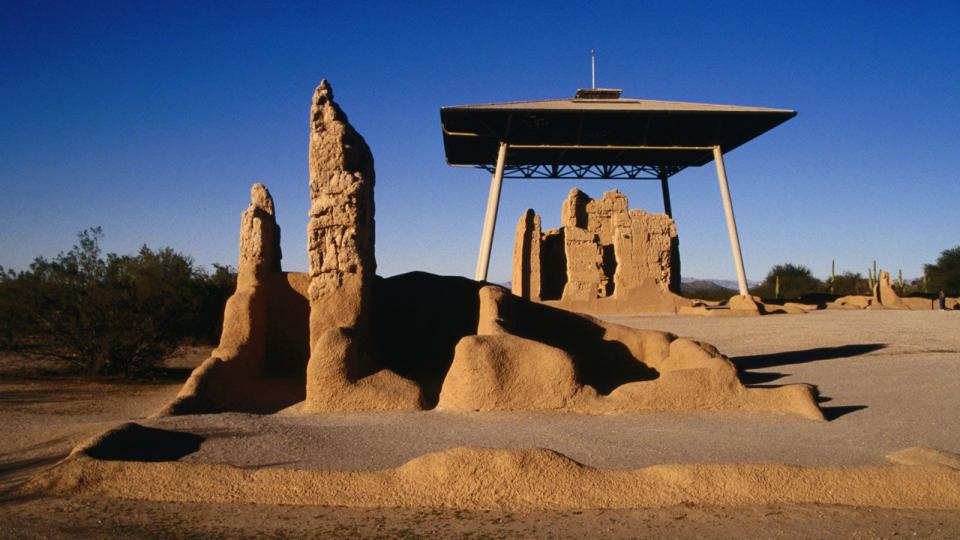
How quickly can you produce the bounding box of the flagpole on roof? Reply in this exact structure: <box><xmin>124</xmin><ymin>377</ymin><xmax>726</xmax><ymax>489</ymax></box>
<box><xmin>591</xmin><ymin>49</ymin><xmax>596</xmax><ymax>89</ymax></box>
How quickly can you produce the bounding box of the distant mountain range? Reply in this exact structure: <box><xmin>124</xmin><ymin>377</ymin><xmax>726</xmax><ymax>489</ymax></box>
<box><xmin>680</xmin><ymin>277</ymin><xmax>761</xmax><ymax>290</ymax></box>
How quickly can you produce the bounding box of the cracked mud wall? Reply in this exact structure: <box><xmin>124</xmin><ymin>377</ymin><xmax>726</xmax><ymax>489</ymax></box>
<box><xmin>513</xmin><ymin>188</ymin><xmax>684</xmax><ymax>310</ymax></box>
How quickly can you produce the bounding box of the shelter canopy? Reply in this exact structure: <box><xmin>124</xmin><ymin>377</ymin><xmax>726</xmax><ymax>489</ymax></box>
<box><xmin>441</xmin><ymin>91</ymin><xmax>795</xmax><ymax>178</ymax></box>
<box><xmin>442</xmin><ymin>88</ymin><xmax>796</xmax><ymax>295</ymax></box>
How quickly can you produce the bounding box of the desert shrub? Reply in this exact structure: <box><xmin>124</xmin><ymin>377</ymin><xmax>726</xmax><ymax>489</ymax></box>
<box><xmin>194</xmin><ymin>263</ymin><xmax>237</xmax><ymax>343</ymax></box>
<box><xmin>751</xmin><ymin>263</ymin><xmax>824</xmax><ymax>300</ymax></box>
<box><xmin>0</xmin><ymin>228</ymin><xmax>236</xmax><ymax>376</ymax></box>
<box><xmin>829</xmin><ymin>271</ymin><xmax>870</xmax><ymax>296</ymax></box>
<box><xmin>924</xmin><ymin>246</ymin><xmax>960</xmax><ymax>296</ymax></box>
<box><xmin>903</xmin><ymin>277</ymin><xmax>929</xmax><ymax>296</ymax></box>
<box><xmin>0</xmin><ymin>267</ymin><xmax>26</xmax><ymax>351</ymax></box>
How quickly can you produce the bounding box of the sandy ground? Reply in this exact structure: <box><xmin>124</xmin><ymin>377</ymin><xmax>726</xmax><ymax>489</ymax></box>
<box><xmin>146</xmin><ymin>310</ymin><xmax>960</xmax><ymax>470</ymax></box>
<box><xmin>5</xmin><ymin>496</ymin><xmax>960</xmax><ymax>539</ymax></box>
<box><xmin>1</xmin><ymin>310</ymin><xmax>959</xmax><ymax>537</ymax></box>
<box><xmin>0</xmin><ymin>363</ymin><xmax>184</xmax><ymax>493</ymax></box>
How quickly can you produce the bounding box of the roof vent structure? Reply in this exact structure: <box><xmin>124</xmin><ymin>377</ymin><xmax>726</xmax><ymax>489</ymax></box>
<box><xmin>574</xmin><ymin>88</ymin><xmax>623</xmax><ymax>100</ymax></box>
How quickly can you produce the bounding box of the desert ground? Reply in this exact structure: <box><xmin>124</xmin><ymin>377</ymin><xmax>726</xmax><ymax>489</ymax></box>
<box><xmin>2</xmin><ymin>310</ymin><xmax>959</xmax><ymax>538</ymax></box>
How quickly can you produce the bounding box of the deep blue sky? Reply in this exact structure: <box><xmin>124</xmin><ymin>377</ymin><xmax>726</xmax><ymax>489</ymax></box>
<box><xmin>2</xmin><ymin>1</ymin><xmax>958</xmax><ymax>283</ymax></box>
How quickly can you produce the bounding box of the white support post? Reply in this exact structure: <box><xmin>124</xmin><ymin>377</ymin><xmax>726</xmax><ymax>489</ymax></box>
<box><xmin>713</xmin><ymin>145</ymin><xmax>750</xmax><ymax>296</ymax></box>
<box><xmin>474</xmin><ymin>142</ymin><xmax>509</xmax><ymax>281</ymax></box>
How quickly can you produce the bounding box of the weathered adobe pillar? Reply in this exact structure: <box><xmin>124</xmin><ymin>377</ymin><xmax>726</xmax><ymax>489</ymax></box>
<box><xmin>239</xmin><ymin>183</ymin><xmax>282</xmax><ymax>284</ymax></box>
<box><xmin>306</xmin><ymin>80</ymin><xmax>376</xmax><ymax>348</ymax></box>
<box><xmin>158</xmin><ymin>183</ymin><xmax>281</xmax><ymax>415</ymax></box>
<box><xmin>303</xmin><ymin>80</ymin><xmax>422</xmax><ymax>411</ymax></box>
<box><xmin>511</xmin><ymin>209</ymin><xmax>542</xmax><ymax>300</ymax></box>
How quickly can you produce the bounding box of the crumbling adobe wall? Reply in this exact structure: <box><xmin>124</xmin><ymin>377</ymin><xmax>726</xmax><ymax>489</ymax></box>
<box><xmin>873</xmin><ymin>270</ymin><xmax>908</xmax><ymax>309</ymax></box>
<box><xmin>159</xmin><ymin>184</ymin><xmax>308</xmax><ymax>415</ymax></box>
<box><xmin>303</xmin><ymin>80</ymin><xmax>421</xmax><ymax>412</ymax></box>
<box><xmin>561</xmin><ymin>226</ymin><xmax>603</xmax><ymax>301</ymax></box>
<box><xmin>612</xmin><ymin>209</ymin><xmax>680</xmax><ymax>298</ymax></box>
<box><xmin>511</xmin><ymin>209</ymin><xmax>541</xmax><ymax>300</ymax></box>
<box><xmin>513</xmin><ymin>188</ymin><xmax>689</xmax><ymax>313</ymax></box>
<box><xmin>307</xmin><ymin>79</ymin><xmax>376</xmax><ymax>338</ymax></box>
<box><xmin>159</xmin><ymin>80</ymin><xmax>817</xmax><ymax>419</ymax></box>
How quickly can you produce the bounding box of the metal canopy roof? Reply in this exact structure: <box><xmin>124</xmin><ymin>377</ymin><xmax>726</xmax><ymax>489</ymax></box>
<box><xmin>440</xmin><ymin>92</ymin><xmax>795</xmax><ymax>179</ymax></box>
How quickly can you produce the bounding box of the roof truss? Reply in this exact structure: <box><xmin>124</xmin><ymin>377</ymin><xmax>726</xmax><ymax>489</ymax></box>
<box><xmin>477</xmin><ymin>163</ymin><xmax>686</xmax><ymax>180</ymax></box>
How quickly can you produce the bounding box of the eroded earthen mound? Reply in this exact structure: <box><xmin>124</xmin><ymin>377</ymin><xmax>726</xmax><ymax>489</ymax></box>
<box><xmin>435</xmin><ymin>284</ymin><xmax>822</xmax><ymax>419</ymax></box>
<box><xmin>22</xmin><ymin>431</ymin><xmax>960</xmax><ymax>510</ymax></box>
<box><xmin>163</xmin><ymin>266</ymin><xmax>822</xmax><ymax>419</ymax></box>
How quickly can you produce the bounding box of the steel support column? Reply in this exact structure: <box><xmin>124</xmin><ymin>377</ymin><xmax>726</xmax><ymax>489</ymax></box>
<box><xmin>660</xmin><ymin>175</ymin><xmax>673</xmax><ymax>218</ymax></box>
<box><xmin>713</xmin><ymin>145</ymin><xmax>749</xmax><ymax>296</ymax></box>
<box><xmin>474</xmin><ymin>142</ymin><xmax>509</xmax><ymax>281</ymax></box>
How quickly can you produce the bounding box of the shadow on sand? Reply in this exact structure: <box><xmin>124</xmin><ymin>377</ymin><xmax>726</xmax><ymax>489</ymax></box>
<box><xmin>734</xmin><ymin>343</ymin><xmax>886</xmax><ymax>385</ymax></box>
<box><xmin>83</xmin><ymin>424</ymin><xmax>204</xmax><ymax>462</ymax></box>
<box><xmin>733</xmin><ymin>344</ymin><xmax>884</xmax><ymax>422</ymax></box>
<box><xmin>732</xmin><ymin>344</ymin><xmax>887</xmax><ymax>371</ymax></box>
<box><xmin>819</xmin><ymin>405</ymin><xmax>868</xmax><ymax>421</ymax></box>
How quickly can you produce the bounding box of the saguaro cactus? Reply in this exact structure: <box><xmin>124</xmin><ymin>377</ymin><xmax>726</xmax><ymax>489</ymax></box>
<box><xmin>828</xmin><ymin>259</ymin><xmax>836</xmax><ymax>294</ymax></box>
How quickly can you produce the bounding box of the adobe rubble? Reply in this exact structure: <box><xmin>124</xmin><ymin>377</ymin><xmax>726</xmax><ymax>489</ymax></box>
<box><xmin>824</xmin><ymin>270</ymin><xmax>955</xmax><ymax>311</ymax></box>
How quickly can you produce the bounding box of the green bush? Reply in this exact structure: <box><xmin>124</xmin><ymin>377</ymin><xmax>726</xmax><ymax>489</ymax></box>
<box><xmin>0</xmin><ymin>228</ymin><xmax>236</xmax><ymax>376</ymax></box>
<box><xmin>194</xmin><ymin>263</ymin><xmax>237</xmax><ymax>343</ymax></box>
<box><xmin>751</xmin><ymin>263</ymin><xmax>824</xmax><ymax>300</ymax></box>
<box><xmin>924</xmin><ymin>246</ymin><xmax>960</xmax><ymax>296</ymax></box>
<box><xmin>830</xmin><ymin>271</ymin><xmax>870</xmax><ymax>296</ymax></box>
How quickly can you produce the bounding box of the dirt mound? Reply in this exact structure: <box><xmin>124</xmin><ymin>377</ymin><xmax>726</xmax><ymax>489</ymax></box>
<box><xmin>886</xmin><ymin>447</ymin><xmax>960</xmax><ymax>468</ymax></box>
<box><xmin>22</xmin><ymin>435</ymin><xmax>960</xmax><ymax>510</ymax></box>
<box><xmin>438</xmin><ymin>335</ymin><xmax>590</xmax><ymax>411</ymax></box>
<box><xmin>302</xmin><ymin>326</ymin><xmax>423</xmax><ymax>412</ymax></box>
<box><xmin>434</xmin><ymin>285</ymin><xmax>823</xmax><ymax>419</ymax></box>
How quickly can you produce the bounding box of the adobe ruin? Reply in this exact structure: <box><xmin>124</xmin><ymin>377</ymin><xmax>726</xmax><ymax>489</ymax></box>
<box><xmin>159</xmin><ymin>80</ymin><xmax>821</xmax><ymax>419</ymax></box>
<box><xmin>513</xmin><ymin>188</ymin><xmax>692</xmax><ymax>313</ymax></box>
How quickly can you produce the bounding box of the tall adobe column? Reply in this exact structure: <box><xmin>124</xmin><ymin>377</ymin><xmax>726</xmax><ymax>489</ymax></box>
<box><xmin>158</xmin><ymin>183</ymin><xmax>283</xmax><ymax>415</ymax></box>
<box><xmin>512</xmin><ymin>209</ymin><xmax>542</xmax><ymax>300</ymax></box>
<box><xmin>307</xmin><ymin>80</ymin><xmax>376</xmax><ymax>343</ymax></box>
<box><xmin>303</xmin><ymin>80</ymin><xmax>422</xmax><ymax>411</ymax></box>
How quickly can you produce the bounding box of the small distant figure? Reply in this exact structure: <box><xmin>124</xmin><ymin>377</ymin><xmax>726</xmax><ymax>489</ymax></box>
<box><xmin>938</xmin><ymin>289</ymin><xmax>946</xmax><ymax>311</ymax></box>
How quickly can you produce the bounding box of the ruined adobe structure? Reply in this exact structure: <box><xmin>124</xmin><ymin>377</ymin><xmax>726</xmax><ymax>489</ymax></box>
<box><xmin>827</xmin><ymin>270</ymin><xmax>958</xmax><ymax>311</ymax></box>
<box><xmin>509</xmin><ymin>191</ymin><xmax>954</xmax><ymax>316</ymax></box>
<box><xmin>513</xmin><ymin>189</ymin><xmax>692</xmax><ymax>313</ymax></box>
<box><xmin>159</xmin><ymin>80</ymin><xmax>821</xmax><ymax>420</ymax></box>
